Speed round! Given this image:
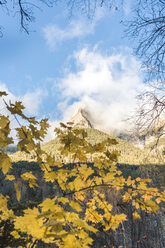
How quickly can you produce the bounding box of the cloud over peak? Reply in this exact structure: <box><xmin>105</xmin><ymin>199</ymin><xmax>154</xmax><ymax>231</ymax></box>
<box><xmin>57</xmin><ymin>47</ymin><xmax>144</xmax><ymax>134</ymax></box>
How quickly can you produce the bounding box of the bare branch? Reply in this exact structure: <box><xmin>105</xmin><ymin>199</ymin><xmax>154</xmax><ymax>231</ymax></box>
<box><xmin>0</xmin><ymin>0</ymin><xmax>124</xmax><ymax>35</ymax></box>
<box><xmin>125</xmin><ymin>0</ymin><xmax>165</xmax><ymax>81</ymax></box>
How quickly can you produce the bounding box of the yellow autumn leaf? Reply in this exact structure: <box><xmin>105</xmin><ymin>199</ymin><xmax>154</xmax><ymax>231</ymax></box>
<box><xmin>104</xmin><ymin>213</ymin><xmax>127</xmax><ymax>231</ymax></box>
<box><xmin>62</xmin><ymin>235</ymin><xmax>82</xmax><ymax>248</ymax></box>
<box><xmin>5</xmin><ymin>174</ymin><xmax>15</xmax><ymax>181</ymax></box>
<box><xmin>126</xmin><ymin>176</ymin><xmax>132</xmax><ymax>186</ymax></box>
<box><xmin>66</xmin><ymin>212</ymin><xmax>79</xmax><ymax>222</ymax></box>
<box><xmin>136</xmin><ymin>177</ymin><xmax>141</xmax><ymax>182</ymax></box>
<box><xmin>70</xmin><ymin>201</ymin><xmax>82</xmax><ymax>212</ymax></box>
<box><xmin>133</xmin><ymin>211</ymin><xmax>141</xmax><ymax>220</ymax></box>
<box><xmin>39</xmin><ymin>197</ymin><xmax>57</xmax><ymax>212</ymax></box>
<box><xmin>58</xmin><ymin>197</ymin><xmax>69</xmax><ymax>204</ymax></box>
<box><xmin>11</xmin><ymin>230</ymin><xmax>21</xmax><ymax>239</ymax></box>
<box><xmin>21</xmin><ymin>172</ymin><xmax>38</xmax><ymax>188</ymax></box>
<box><xmin>29</xmin><ymin>179</ymin><xmax>39</xmax><ymax>188</ymax></box>
<box><xmin>123</xmin><ymin>192</ymin><xmax>132</xmax><ymax>202</ymax></box>
<box><xmin>14</xmin><ymin>207</ymin><xmax>54</xmax><ymax>242</ymax></box>
<box><xmin>75</xmin><ymin>192</ymin><xmax>85</xmax><ymax>202</ymax></box>
<box><xmin>0</xmin><ymin>194</ymin><xmax>14</xmax><ymax>220</ymax></box>
<box><xmin>93</xmin><ymin>212</ymin><xmax>103</xmax><ymax>222</ymax></box>
<box><xmin>145</xmin><ymin>200</ymin><xmax>159</xmax><ymax>212</ymax></box>
<box><xmin>142</xmin><ymin>194</ymin><xmax>152</xmax><ymax>201</ymax></box>
<box><xmin>155</xmin><ymin>198</ymin><xmax>161</xmax><ymax>204</ymax></box>
<box><xmin>44</xmin><ymin>171</ymin><xmax>57</xmax><ymax>182</ymax></box>
<box><xmin>0</xmin><ymin>151</ymin><xmax>12</xmax><ymax>174</ymax></box>
<box><xmin>14</xmin><ymin>182</ymin><xmax>21</xmax><ymax>201</ymax></box>
<box><xmin>78</xmin><ymin>165</ymin><xmax>94</xmax><ymax>180</ymax></box>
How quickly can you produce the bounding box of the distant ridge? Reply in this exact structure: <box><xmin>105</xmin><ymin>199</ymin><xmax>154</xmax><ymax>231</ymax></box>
<box><xmin>10</xmin><ymin>127</ymin><xmax>163</xmax><ymax>165</ymax></box>
<box><xmin>70</xmin><ymin>108</ymin><xmax>93</xmax><ymax>129</ymax></box>
<box><xmin>10</xmin><ymin>108</ymin><xmax>165</xmax><ymax>165</ymax></box>
<box><xmin>40</xmin><ymin>128</ymin><xmax>162</xmax><ymax>165</ymax></box>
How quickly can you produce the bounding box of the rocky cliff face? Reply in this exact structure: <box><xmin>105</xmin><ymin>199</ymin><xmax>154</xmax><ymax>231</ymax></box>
<box><xmin>70</xmin><ymin>108</ymin><xmax>93</xmax><ymax>129</ymax></box>
<box><xmin>69</xmin><ymin>109</ymin><xmax>147</xmax><ymax>148</ymax></box>
<box><xmin>69</xmin><ymin>109</ymin><xmax>164</xmax><ymax>149</ymax></box>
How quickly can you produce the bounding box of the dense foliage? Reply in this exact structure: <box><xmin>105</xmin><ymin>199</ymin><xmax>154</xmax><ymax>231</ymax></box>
<box><xmin>0</xmin><ymin>91</ymin><xmax>165</xmax><ymax>247</ymax></box>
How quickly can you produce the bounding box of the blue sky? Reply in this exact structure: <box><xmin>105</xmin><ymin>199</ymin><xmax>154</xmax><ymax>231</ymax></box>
<box><xmin>0</xmin><ymin>1</ymin><xmax>145</xmax><ymax>140</ymax></box>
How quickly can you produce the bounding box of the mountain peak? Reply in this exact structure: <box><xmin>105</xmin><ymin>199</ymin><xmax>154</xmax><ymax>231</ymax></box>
<box><xmin>70</xmin><ymin>108</ymin><xmax>93</xmax><ymax>129</ymax></box>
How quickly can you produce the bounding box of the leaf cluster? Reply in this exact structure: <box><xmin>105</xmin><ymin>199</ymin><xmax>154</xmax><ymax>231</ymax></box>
<box><xmin>0</xmin><ymin>91</ymin><xmax>165</xmax><ymax>247</ymax></box>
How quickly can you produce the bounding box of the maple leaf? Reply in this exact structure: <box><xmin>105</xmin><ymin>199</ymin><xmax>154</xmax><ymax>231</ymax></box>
<box><xmin>70</xmin><ymin>201</ymin><xmax>82</xmax><ymax>212</ymax></box>
<box><xmin>14</xmin><ymin>182</ymin><xmax>21</xmax><ymax>201</ymax></box>
<box><xmin>133</xmin><ymin>211</ymin><xmax>141</xmax><ymax>220</ymax></box>
<box><xmin>5</xmin><ymin>174</ymin><xmax>15</xmax><ymax>181</ymax></box>
<box><xmin>0</xmin><ymin>151</ymin><xmax>12</xmax><ymax>174</ymax></box>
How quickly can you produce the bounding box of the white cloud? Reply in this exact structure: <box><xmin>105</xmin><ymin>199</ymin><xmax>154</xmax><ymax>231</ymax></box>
<box><xmin>43</xmin><ymin>10</ymin><xmax>103</xmax><ymax>49</ymax></box>
<box><xmin>20</xmin><ymin>90</ymin><xmax>45</xmax><ymax>116</ymax></box>
<box><xmin>0</xmin><ymin>82</ymin><xmax>46</xmax><ymax>116</ymax></box>
<box><xmin>57</xmin><ymin>47</ymin><xmax>145</xmax><ymax>135</ymax></box>
<box><xmin>43</xmin><ymin>20</ymin><xmax>94</xmax><ymax>49</ymax></box>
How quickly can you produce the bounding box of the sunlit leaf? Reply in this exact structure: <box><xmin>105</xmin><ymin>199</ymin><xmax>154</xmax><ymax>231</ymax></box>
<box><xmin>14</xmin><ymin>182</ymin><xmax>21</xmax><ymax>201</ymax></box>
<box><xmin>5</xmin><ymin>174</ymin><xmax>15</xmax><ymax>181</ymax></box>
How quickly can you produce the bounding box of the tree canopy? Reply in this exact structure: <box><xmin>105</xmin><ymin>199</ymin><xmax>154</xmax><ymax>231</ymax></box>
<box><xmin>0</xmin><ymin>91</ymin><xmax>165</xmax><ymax>247</ymax></box>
